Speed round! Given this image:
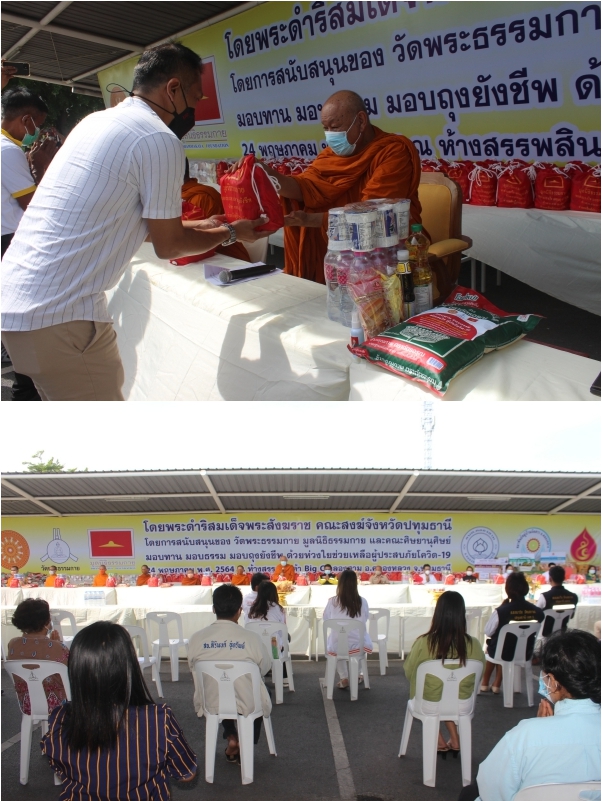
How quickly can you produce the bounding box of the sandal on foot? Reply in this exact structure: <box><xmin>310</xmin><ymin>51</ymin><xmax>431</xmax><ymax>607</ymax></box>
<box><xmin>491</xmin><ymin>686</ymin><xmax>501</xmax><ymax>694</ymax></box>
<box><xmin>479</xmin><ymin>685</ymin><xmax>490</xmax><ymax>692</ymax></box>
<box><xmin>336</xmin><ymin>680</ymin><xmax>349</xmax><ymax>690</ymax></box>
<box><xmin>225</xmin><ymin>748</ymin><xmax>240</xmax><ymax>764</ymax></box>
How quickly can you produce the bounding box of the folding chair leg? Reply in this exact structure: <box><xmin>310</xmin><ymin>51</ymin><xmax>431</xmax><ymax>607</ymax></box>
<box><xmin>264</xmin><ymin>716</ymin><xmax>277</xmax><ymax>756</ymax></box>
<box><xmin>502</xmin><ymin>663</ymin><xmax>515</xmax><ymax>708</ymax></box>
<box><xmin>285</xmin><ymin>658</ymin><xmax>295</xmax><ymax>692</ymax></box>
<box><xmin>378</xmin><ymin>643</ymin><xmax>387</xmax><ymax>676</ymax></box>
<box><xmin>421</xmin><ymin>716</ymin><xmax>440</xmax><ymax>787</ymax></box>
<box><xmin>152</xmin><ymin>662</ymin><xmax>164</xmax><ymax>698</ymax></box>
<box><xmin>398</xmin><ymin>705</ymin><xmax>413</xmax><ymax>756</ymax></box>
<box><xmin>272</xmin><ymin>660</ymin><xmax>284</xmax><ymax>705</ymax></box>
<box><xmin>237</xmin><ymin>715</ymin><xmax>255</xmax><ymax>785</ymax></box>
<box><xmin>325</xmin><ymin>656</ymin><xmax>337</xmax><ymax>700</ymax></box>
<box><xmin>349</xmin><ymin>658</ymin><xmax>359</xmax><ymax>701</ymax></box>
<box><xmin>20</xmin><ymin>714</ymin><xmax>33</xmax><ymax>785</ymax></box>
<box><xmin>362</xmin><ymin>656</ymin><xmax>370</xmax><ymax>689</ymax></box>
<box><xmin>458</xmin><ymin>716</ymin><xmax>473</xmax><ymax>787</ymax></box>
<box><xmin>170</xmin><ymin>646</ymin><xmax>179</xmax><ymax>682</ymax></box>
<box><xmin>204</xmin><ymin>715</ymin><xmax>220</xmax><ymax>783</ymax></box>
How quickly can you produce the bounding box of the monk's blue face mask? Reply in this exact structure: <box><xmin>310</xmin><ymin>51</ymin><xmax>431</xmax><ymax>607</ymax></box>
<box><xmin>324</xmin><ymin>113</ymin><xmax>360</xmax><ymax>156</ymax></box>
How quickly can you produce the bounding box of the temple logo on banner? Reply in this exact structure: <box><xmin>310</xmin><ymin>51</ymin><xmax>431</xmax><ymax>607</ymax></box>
<box><xmin>516</xmin><ymin>527</ymin><xmax>552</xmax><ymax>557</ymax></box>
<box><xmin>89</xmin><ymin>529</ymin><xmax>135</xmax><ymax>559</ymax></box>
<box><xmin>461</xmin><ymin>526</ymin><xmax>499</xmax><ymax>563</ymax></box>
<box><xmin>42</xmin><ymin>528</ymin><xmax>78</xmax><ymax>565</ymax></box>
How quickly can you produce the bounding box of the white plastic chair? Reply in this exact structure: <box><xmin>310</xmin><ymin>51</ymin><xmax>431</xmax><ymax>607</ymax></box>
<box><xmin>465</xmin><ymin>608</ymin><xmax>482</xmax><ymax>641</ymax></box>
<box><xmin>368</xmin><ymin>608</ymin><xmax>391</xmax><ymax>676</ymax></box>
<box><xmin>244</xmin><ymin>237</ymin><xmax>269</xmax><ymax>264</ymax></box>
<box><xmin>245</xmin><ymin>621</ymin><xmax>295</xmax><ymax>704</ymax></box>
<box><xmin>323</xmin><ymin>619</ymin><xmax>371</xmax><ymax>701</ymax></box>
<box><xmin>146</xmin><ymin>612</ymin><xmax>189</xmax><ymax>682</ymax></box>
<box><xmin>538</xmin><ymin>605</ymin><xmax>576</xmax><ymax>639</ymax></box>
<box><xmin>486</xmin><ymin>621</ymin><xmax>541</xmax><ymax>708</ymax></box>
<box><xmin>514</xmin><ymin>781</ymin><xmax>601</xmax><ymax>801</ymax></box>
<box><xmin>49</xmin><ymin>609</ymin><xmax>78</xmax><ymax>646</ymax></box>
<box><xmin>398</xmin><ymin>658</ymin><xmax>483</xmax><ymax>787</ymax></box>
<box><xmin>124</xmin><ymin>625</ymin><xmax>163</xmax><ymax>698</ymax></box>
<box><xmin>4</xmin><ymin>660</ymin><xmax>71</xmax><ymax>786</ymax></box>
<box><xmin>194</xmin><ymin>660</ymin><xmax>277</xmax><ymax>785</ymax></box>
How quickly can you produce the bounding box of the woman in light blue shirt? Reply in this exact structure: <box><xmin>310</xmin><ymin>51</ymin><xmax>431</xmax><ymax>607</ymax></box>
<box><xmin>458</xmin><ymin>629</ymin><xmax>600</xmax><ymax>801</ymax></box>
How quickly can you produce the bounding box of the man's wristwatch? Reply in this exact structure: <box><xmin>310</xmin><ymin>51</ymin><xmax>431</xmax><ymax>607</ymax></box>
<box><xmin>221</xmin><ymin>222</ymin><xmax>237</xmax><ymax>247</ymax></box>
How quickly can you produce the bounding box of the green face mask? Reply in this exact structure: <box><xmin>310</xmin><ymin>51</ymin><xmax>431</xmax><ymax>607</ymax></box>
<box><xmin>22</xmin><ymin>117</ymin><xmax>40</xmax><ymax>148</ymax></box>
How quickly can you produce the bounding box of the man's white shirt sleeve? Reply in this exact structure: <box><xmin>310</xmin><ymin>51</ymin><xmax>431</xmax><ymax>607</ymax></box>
<box><xmin>133</xmin><ymin>132</ymin><xmax>184</xmax><ymax>219</ymax></box>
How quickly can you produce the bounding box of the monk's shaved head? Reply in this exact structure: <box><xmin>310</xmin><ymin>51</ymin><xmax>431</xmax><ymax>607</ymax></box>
<box><xmin>323</xmin><ymin>90</ymin><xmax>366</xmax><ymax>116</ymax></box>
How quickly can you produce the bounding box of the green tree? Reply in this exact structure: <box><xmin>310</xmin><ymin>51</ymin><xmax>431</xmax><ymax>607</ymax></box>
<box><xmin>22</xmin><ymin>450</ymin><xmax>87</xmax><ymax>473</ymax></box>
<box><xmin>7</xmin><ymin>78</ymin><xmax>104</xmax><ymax>136</ymax></box>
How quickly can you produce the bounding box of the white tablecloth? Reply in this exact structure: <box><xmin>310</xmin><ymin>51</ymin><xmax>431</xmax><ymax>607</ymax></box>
<box><xmin>349</xmin><ymin>341</ymin><xmax>600</xmax><ymax>401</ymax></box>
<box><xmin>462</xmin><ymin>206</ymin><xmax>601</xmax><ymax>316</ymax></box>
<box><xmin>21</xmin><ymin>586</ymin><xmax>117</xmax><ymax>605</ymax></box>
<box><xmin>1</xmin><ymin>588</ymin><xmax>23</xmax><ymax>606</ymax></box>
<box><xmin>106</xmin><ymin>243</ymin><xmax>351</xmax><ymax>401</ymax></box>
<box><xmin>114</xmin><ymin>585</ymin><xmax>213</xmax><ymax>606</ymax></box>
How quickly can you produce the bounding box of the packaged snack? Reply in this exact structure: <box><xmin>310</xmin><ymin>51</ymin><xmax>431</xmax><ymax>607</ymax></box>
<box><xmin>349</xmin><ymin>286</ymin><xmax>542</xmax><ymax>395</ymax></box>
<box><xmin>219</xmin><ymin>154</ymin><xmax>284</xmax><ymax>232</ymax></box>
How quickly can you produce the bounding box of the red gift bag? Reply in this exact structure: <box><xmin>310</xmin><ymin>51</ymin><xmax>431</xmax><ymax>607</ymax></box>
<box><xmin>570</xmin><ymin>165</ymin><xmax>601</xmax><ymax>212</ymax></box>
<box><xmin>440</xmin><ymin>160</ymin><xmax>473</xmax><ymax>202</ymax></box>
<box><xmin>169</xmin><ymin>201</ymin><xmax>216</xmax><ymax>266</ymax></box>
<box><xmin>468</xmin><ymin>164</ymin><xmax>497</xmax><ymax>205</ymax></box>
<box><xmin>219</xmin><ymin>154</ymin><xmax>284</xmax><ymax>232</ymax></box>
<box><xmin>420</xmin><ymin>158</ymin><xmax>443</xmax><ymax>173</ymax></box>
<box><xmin>496</xmin><ymin>164</ymin><xmax>534</xmax><ymax>208</ymax></box>
<box><xmin>534</xmin><ymin>166</ymin><xmax>571</xmax><ymax>210</ymax></box>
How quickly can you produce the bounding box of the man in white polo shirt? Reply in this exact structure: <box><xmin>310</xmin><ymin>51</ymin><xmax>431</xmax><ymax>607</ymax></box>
<box><xmin>1</xmin><ymin>43</ymin><xmax>267</xmax><ymax>401</ymax></box>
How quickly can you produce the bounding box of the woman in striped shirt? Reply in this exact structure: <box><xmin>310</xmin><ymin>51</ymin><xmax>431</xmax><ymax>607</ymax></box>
<box><xmin>41</xmin><ymin>621</ymin><xmax>196</xmax><ymax>800</ymax></box>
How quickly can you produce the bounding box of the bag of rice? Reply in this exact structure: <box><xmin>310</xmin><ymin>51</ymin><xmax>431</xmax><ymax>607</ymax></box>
<box><xmin>348</xmin><ymin>286</ymin><xmax>542</xmax><ymax>395</ymax></box>
<box><xmin>219</xmin><ymin>154</ymin><xmax>284</xmax><ymax>232</ymax></box>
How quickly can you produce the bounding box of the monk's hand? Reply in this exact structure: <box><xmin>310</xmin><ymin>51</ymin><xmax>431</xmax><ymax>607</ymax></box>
<box><xmin>226</xmin><ymin>157</ymin><xmax>245</xmax><ymax>174</ymax></box>
<box><xmin>284</xmin><ymin>210</ymin><xmax>324</xmax><ymax>228</ymax></box>
<box><xmin>231</xmin><ymin>216</ymin><xmax>270</xmax><ymax>241</ymax></box>
<box><xmin>537</xmin><ymin>699</ymin><xmax>554</xmax><ymax>717</ymax></box>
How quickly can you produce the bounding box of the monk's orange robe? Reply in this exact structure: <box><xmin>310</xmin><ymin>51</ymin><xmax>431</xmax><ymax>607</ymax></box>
<box><xmin>283</xmin><ymin>128</ymin><xmax>422</xmax><ymax>283</ymax></box>
<box><xmin>136</xmin><ymin>574</ymin><xmax>150</xmax><ymax>586</ymax></box>
<box><xmin>44</xmin><ymin>575</ymin><xmax>57</xmax><ymax>587</ymax></box>
<box><xmin>181</xmin><ymin>576</ymin><xmax>201</xmax><ymax>585</ymax></box>
<box><xmin>273</xmin><ymin>564</ymin><xmax>295</xmax><ymax>582</ymax></box>
<box><xmin>93</xmin><ymin>573</ymin><xmax>108</xmax><ymax>587</ymax></box>
<box><xmin>231</xmin><ymin>574</ymin><xmax>250</xmax><ymax>586</ymax></box>
<box><xmin>181</xmin><ymin>179</ymin><xmax>252</xmax><ymax>264</ymax></box>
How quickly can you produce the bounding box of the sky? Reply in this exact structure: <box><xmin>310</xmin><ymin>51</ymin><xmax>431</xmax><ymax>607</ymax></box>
<box><xmin>1</xmin><ymin>402</ymin><xmax>599</xmax><ymax>473</ymax></box>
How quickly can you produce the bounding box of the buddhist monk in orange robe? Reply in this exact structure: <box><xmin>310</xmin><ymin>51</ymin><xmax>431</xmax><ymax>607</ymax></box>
<box><xmin>231</xmin><ymin>565</ymin><xmax>250</xmax><ymax>586</ymax></box>
<box><xmin>182</xmin><ymin>165</ymin><xmax>253</xmax><ymax>264</ymax></box>
<box><xmin>136</xmin><ymin>565</ymin><xmax>151</xmax><ymax>586</ymax></box>
<box><xmin>260</xmin><ymin>90</ymin><xmax>422</xmax><ymax>284</ymax></box>
<box><xmin>44</xmin><ymin>567</ymin><xmax>58</xmax><ymax>587</ymax></box>
<box><xmin>273</xmin><ymin>555</ymin><xmax>295</xmax><ymax>582</ymax></box>
<box><xmin>93</xmin><ymin>565</ymin><xmax>108</xmax><ymax>587</ymax></box>
<box><xmin>181</xmin><ymin>569</ymin><xmax>201</xmax><ymax>586</ymax></box>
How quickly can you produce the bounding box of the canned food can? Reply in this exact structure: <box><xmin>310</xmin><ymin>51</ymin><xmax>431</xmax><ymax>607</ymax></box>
<box><xmin>392</xmin><ymin>198</ymin><xmax>411</xmax><ymax>241</ymax></box>
<box><xmin>327</xmin><ymin>207</ymin><xmax>351</xmax><ymax>249</ymax></box>
<box><xmin>373</xmin><ymin>203</ymin><xmax>398</xmax><ymax>248</ymax></box>
<box><xmin>345</xmin><ymin>208</ymin><xmax>377</xmax><ymax>251</ymax></box>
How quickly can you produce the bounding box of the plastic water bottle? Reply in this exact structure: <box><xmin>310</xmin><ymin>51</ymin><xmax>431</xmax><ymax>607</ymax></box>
<box><xmin>324</xmin><ymin>245</ymin><xmax>342</xmax><ymax>323</ymax></box>
<box><xmin>406</xmin><ymin>224</ymin><xmax>433</xmax><ymax>314</ymax></box>
<box><xmin>337</xmin><ymin>250</ymin><xmax>355</xmax><ymax>327</ymax></box>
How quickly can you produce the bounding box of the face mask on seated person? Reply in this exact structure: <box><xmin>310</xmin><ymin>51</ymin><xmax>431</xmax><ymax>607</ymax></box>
<box><xmin>324</xmin><ymin>569</ymin><xmax>331</xmax><ymax>575</ymax></box>
<box><xmin>280</xmin><ymin>561</ymin><xmax>287</xmax><ymax>567</ymax></box>
<box><xmin>324</xmin><ymin>113</ymin><xmax>361</xmax><ymax>156</ymax></box>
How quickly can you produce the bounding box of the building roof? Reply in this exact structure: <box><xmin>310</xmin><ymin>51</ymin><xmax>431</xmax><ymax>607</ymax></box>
<box><xmin>2</xmin><ymin>468</ymin><xmax>600</xmax><ymax>517</ymax></box>
<box><xmin>1</xmin><ymin>1</ymin><xmax>254</xmax><ymax>96</ymax></box>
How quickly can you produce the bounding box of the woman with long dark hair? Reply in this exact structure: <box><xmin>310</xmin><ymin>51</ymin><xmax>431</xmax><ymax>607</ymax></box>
<box><xmin>323</xmin><ymin>569</ymin><xmax>372</xmax><ymax>689</ymax></box>
<box><xmin>404</xmin><ymin>591</ymin><xmax>485</xmax><ymax>755</ymax></box>
<box><xmin>41</xmin><ymin>621</ymin><xmax>196</xmax><ymax>799</ymax></box>
<box><xmin>459</xmin><ymin>629</ymin><xmax>600</xmax><ymax>801</ymax></box>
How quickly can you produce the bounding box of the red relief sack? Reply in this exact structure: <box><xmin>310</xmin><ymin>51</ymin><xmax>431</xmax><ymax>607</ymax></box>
<box><xmin>219</xmin><ymin>154</ymin><xmax>284</xmax><ymax>233</ymax></box>
<box><xmin>169</xmin><ymin>201</ymin><xmax>216</xmax><ymax>266</ymax></box>
<box><xmin>440</xmin><ymin>161</ymin><xmax>473</xmax><ymax>202</ymax></box>
<box><xmin>496</xmin><ymin>164</ymin><xmax>534</xmax><ymax>208</ymax></box>
<box><xmin>534</xmin><ymin>166</ymin><xmax>571</xmax><ymax>210</ymax></box>
<box><xmin>420</xmin><ymin>159</ymin><xmax>443</xmax><ymax>173</ymax></box>
<box><xmin>468</xmin><ymin>164</ymin><xmax>497</xmax><ymax>205</ymax></box>
<box><xmin>570</xmin><ymin>165</ymin><xmax>601</xmax><ymax>212</ymax></box>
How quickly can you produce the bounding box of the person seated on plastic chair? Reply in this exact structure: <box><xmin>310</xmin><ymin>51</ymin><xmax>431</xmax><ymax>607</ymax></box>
<box><xmin>462</xmin><ymin>566</ymin><xmax>478</xmax><ymax>583</ymax></box>
<box><xmin>323</xmin><ymin>569</ymin><xmax>372</xmax><ymax>690</ymax></box>
<box><xmin>41</xmin><ymin>621</ymin><xmax>196</xmax><ymax>798</ymax></box>
<box><xmin>318</xmin><ymin>564</ymin><xmax>338</xmax><ymax>585</ymax></box>
<box><xmin>231</xmin><ymin>565</ymin><xmax>251</xmax><ymax>586</ymax></box>
<box><xmin>420</xmin><ymin>564</ymin><xmax>439</xmax><ymax>584</ymax></box>
<box><xmin>188</xmin><ymin>584</ymin><xmax>272</xmax><ymax>765</ymax></box>
<box><xmin>8</xmin><ymin>598</ymin><xmax>70</xmax><ymax>714</ymax></box>
<box><xmin>181</xmin><ymin>568</ymin><xmax>201</xmax><ymax>586</ymax></box>
<box><xmin>405</xmin><ymin>591</ymin><xmax>485</xmax><ymax>757</ymax></box>
<box><xmin>248</xmin><ymin>579</ymin><xmax>291</xmax><ymax>680</ymax></box>
<box><xmin>480</xmin><ymin>572</ymin><xmax>544</xmax><ymax>694</ymax></box>
<box><xmin>369</xmin><ymin>565</ymin><xmax>390</xmax><ymax>585</ymax></box>
<box><xmin>536</xmin><ymin>565</ymin><xmax>578</xmax><ymax>616</ymax></box>
<box><xmin>458</xmin><ymin>629</ymin><xmax>601</xmax><ymax>801</ymax></box>
<box><xmin>242</xmin><ymin>572</ymin><xmax>270</xmax><ymax>616</ymax></box>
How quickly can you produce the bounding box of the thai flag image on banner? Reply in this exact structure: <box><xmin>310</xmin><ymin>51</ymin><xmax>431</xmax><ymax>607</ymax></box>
<box><xmin>89</xmin><ymin>530</ymin><xmax>134</xmax><ymax>558</ymax></box>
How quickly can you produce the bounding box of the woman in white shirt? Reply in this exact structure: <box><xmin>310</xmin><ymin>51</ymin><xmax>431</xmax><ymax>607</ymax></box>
<box><xmin>248</xmin><ymin>580</ymin><xmax>290</xmax><ymax>680</ymax></box>
<box><xmin>323</xmin><ymin>569</ymin><xmax>372</xmax><ymax>689</ymax></box>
